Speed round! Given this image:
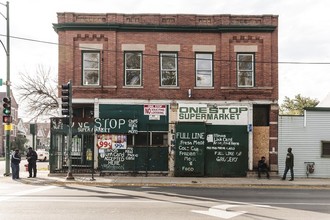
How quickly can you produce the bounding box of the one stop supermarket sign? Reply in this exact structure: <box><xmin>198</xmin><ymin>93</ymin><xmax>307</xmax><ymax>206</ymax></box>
<box><xmin>144</xmin><ymin>104</ymin><xmax>167</xmax><ymax>115</ymax></box>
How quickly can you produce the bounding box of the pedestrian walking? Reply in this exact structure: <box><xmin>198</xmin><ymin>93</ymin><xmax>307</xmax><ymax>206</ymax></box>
<box><xmin>26</xmin><ymin>147</ymin><xmax>38</xmax><ymax>178</ymax></box>
<box><xmin>282</xmin><ymin>147</ymin><xmax>294</xmax><ymax>181</ymax></box>
<box><xmin>11</xmin><ymin>149</ymin><xmax>21</xmax><ymax>179</ymax></box>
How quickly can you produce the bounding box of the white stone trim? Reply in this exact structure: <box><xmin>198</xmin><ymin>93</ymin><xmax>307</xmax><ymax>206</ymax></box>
<box><xmin>157</xmin><ymin>44</ymin><xmax>180</xmax><ymax>51</ymax></box>
<box><xmin>121</xmin><ymin>44</ymin><xmax>145</xmax><ymax>51</ymax></box>
<box><xmin>79</xmin><ymin>43</ymin><xmax>103</xmax><ymax>50</ymax></box>
<box><xmin>234</xmin><ymin>45</ymin><xmax>258</xmax><ymax>52</ymax></box>
<box><xmin>193</xmin><ymin>45</ymin><xmax>216</xmax><ymax>52</ymax></box>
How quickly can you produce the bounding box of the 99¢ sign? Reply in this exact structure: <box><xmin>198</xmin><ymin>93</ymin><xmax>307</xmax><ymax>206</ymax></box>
<box><xmin>96</xmin><ymin>134</ymin><xmax>128</xmax><ymax>149</ymax></box>
<box><xmin>97</xmin><ymin>139</ymin><xmax>112</xmax><ymax>149</ymax></box>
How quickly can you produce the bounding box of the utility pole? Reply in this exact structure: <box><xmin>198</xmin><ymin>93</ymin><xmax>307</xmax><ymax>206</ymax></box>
<box><xmin>0</xmin><ymin>1</ymin><xmax>10</xmax><ymax>176</ymax></box>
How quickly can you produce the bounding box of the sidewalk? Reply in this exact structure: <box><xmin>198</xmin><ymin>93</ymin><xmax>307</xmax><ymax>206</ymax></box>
<box><xmin>2</xmin><ymin>170</ymin><xmax>330</xmax><ymax>188</ymax></box>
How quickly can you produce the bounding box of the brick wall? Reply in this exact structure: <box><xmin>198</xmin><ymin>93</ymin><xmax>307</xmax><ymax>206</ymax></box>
<box><xmin>56</xmin><ymin>15</ymin><xmax>278</xmax><ymax>101</ymax></box>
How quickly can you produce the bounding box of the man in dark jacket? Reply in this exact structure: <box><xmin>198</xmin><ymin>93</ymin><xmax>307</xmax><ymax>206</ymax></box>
<box><xmin>282</xmin><ymin>147</ymin><xmax>294</xmax><ymax>181</ymax></box>
<box><xmin>11</xmin><ymin>149</ymin><xmax>21</xmax><ymax>179</ymax></box>
<box><xmin>26</xmin><ymin>147</ymin><xmax>38</xmax><ymax>178</ymax></box>
<box><xmin>258</xmin><ymin>156</ymin><xmax>270</xmax><ymax>179</ymax></box>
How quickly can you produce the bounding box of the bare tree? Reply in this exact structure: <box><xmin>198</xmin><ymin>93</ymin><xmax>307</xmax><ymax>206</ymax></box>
<box><xmin>15</xmin><ymin>65</ymin><xmax>59</xmax><ymax>121</ymax></box>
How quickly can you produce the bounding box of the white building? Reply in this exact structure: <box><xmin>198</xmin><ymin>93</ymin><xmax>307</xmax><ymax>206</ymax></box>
<box><xmin>279</xmin><ymin>104</ymin><xmax>330</xmax><ymax>178</ymax></box>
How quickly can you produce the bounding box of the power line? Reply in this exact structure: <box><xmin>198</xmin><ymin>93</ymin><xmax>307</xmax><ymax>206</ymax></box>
<box><xmin>7</xmin><ymin>34</ymin><xmax>58</xmax><ymax>46</ymax></box>
<box><xmin>2</xmin><ymin>33</ymin><xmax>330</xmax><ymax>65</ymax></box>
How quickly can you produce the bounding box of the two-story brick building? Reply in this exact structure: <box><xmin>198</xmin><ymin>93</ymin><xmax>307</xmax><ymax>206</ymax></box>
<box><xmin>52</xmin><ymin>13</ymin><xmax>278</xmax><ymax>177</ymax></box>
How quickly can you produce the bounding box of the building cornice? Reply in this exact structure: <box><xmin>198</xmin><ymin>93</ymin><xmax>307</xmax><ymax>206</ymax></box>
<box><xmin>54</xmin><ymin>13</ymin><xmax>278</xmax><ymax>33</ymax></box>
<box><xmin>53</xmin><ymin>22</ymin><xmax>276</xmax><ymax>33</ymax></box>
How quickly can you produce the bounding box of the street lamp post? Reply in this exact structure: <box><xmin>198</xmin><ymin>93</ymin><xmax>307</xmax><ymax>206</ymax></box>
<box><xmin>0</xmin><ymin>1</ymin><xmax>10</xmax><ymax>176</ymax></box>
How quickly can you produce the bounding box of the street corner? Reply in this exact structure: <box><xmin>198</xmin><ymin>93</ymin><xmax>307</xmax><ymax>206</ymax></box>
<box><xmin>12</xmin><ymin>176</ymin><xmax>59</xmax><ymax>185</ymax></box>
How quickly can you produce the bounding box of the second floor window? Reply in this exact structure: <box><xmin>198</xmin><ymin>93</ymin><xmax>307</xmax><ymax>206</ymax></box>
<box><xmin>237</xmin><ymin>53</ymin><xmax>254</xmax><ymax>87</ymax></box>
<box><xmin>82</xmin><ymin>51</ymin><xmax>100</xmax><ymax>85</ymax></box>
<box><xmin>125</xmin><ymin>52</ymin><xmax>142</xmax><ymax>86</ymax></box>
<box><xmin>196</xmin><ymin>53</ymin><xmax>213</xmax><ymax>87</ymax></box>
<box><xmin>160</xmin><ymin>52</ymin><xmax>177</xmax><ymax>86</ymax></box>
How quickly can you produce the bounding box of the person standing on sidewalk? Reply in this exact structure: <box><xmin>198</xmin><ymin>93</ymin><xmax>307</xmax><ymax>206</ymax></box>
<box><xmin>26</xmin><ymin>147</ymin><xmax>38</xmax><ymax>178</ymax></box>
<box><xmin>282</xmin><ymin>147</ymin><xmax>294</xmax><ymax>181</ymax></box>
<box><xmin>11</xmin><ymin>149</ymin><xmax>21</xmax><ymax>179</ymax></box>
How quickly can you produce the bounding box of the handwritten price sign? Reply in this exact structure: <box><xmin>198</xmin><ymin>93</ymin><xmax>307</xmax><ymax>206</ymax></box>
<box><xmin>96</xmin><ymin>134</ymin><xmax>127</xmax><ymax>149</ymax></box>
<box><xmin>97</xmin><ymin>139</ymin><xmax>112</xmax><ymax>149</ymax></box>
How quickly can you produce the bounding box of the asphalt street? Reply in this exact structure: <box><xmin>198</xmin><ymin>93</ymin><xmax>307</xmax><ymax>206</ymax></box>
<box><xmin>1</xmin><ymin>183</ymin><xmax>330</xmax><ymax>220</ymax></box>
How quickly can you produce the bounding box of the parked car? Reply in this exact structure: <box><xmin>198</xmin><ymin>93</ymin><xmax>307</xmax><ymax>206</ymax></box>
<box><xmin>36</xmin><ymin>149</ymin><xmax>49</xmax><ymax>162</ymax></box>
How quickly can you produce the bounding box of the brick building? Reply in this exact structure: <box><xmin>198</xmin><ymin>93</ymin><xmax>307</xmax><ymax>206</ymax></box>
<box><xmin>52</xmin><ymin>13</ymin><xmax>278</xmax><ymax>176</ymax></box>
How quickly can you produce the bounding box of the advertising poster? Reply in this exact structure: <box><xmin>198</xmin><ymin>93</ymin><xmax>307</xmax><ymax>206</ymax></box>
<box><xmin>97</xmin><ymin>134</ymin><xmax>127</xmax><ymax>149</ymax></box>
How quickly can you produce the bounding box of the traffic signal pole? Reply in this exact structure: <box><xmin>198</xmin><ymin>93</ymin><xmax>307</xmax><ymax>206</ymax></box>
<box><xmin>66</xmin><ymin>98</ymin><xmax>74</xmax><ymax>180</ymax></box>
<box><xmin>0</xmin><ymin>1</ymin><xmax>10</xmax><ymax>176</ymax></box>
<box><xmin>62</xmin><ymin>80</ymin><xmax>74</xmax><ymax>180</ymax></box>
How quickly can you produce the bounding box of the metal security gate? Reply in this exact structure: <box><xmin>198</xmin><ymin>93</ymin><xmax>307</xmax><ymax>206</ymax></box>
<box><xmin>49</xmin><ymin>132</ymin><xmax>94</xmax><ymax>173</ymax></box>
<box><xmin>49</xmin><ymin>117</ymin><xmax>94</xmax><ymax>173</ymax></box>
<box><xmin>49</xmin><ymin>133</ymin><xmax>65</xmax><ymax>173</ymax></box>
<box><xmin>70</xmin><ymin>134</ymin><xmax>94</xmax><ymax>172</ymax></box>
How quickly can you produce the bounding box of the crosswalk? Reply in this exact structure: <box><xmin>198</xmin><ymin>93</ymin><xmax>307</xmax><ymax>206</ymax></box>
<box><xmin>0</xmin><ymin>185</ymin><xmax>56</xmax><ymax>202</ymax></box>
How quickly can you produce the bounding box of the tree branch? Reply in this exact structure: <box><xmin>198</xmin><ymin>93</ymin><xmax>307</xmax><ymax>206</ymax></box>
<box><xmin>15</xmin><ymin>65</ymin><xmax>59</xmax><ymax>121</ymax></box>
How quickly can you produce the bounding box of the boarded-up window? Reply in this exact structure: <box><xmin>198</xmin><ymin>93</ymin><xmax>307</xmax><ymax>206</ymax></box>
<box><xmin>253</xmin><ymin>105</ymin><xmax>270</xmax><ymax>126</ymax></box>
<box><xmin>152</xmin><ymin>132</ymin><xmax>168</xmax><ymax>146</ymax></box>
<box><xmin>321</xmin><ymin>141</ymin><xmax>330</xmax><ymax>157</ymax></box>
<box><xmin>127</xmin><ymin>132</ymin><xmax>168</xmax><ymax>146</ymax></box>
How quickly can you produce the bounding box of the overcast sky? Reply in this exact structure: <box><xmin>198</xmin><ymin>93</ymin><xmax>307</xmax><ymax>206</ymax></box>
<box><xmin>1</xmin><ymin>0</ymin><xmax>330</xmax><ymax>119</ymax></box>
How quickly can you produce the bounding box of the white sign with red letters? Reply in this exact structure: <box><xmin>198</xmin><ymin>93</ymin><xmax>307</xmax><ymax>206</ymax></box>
<box><xmin>144</xmin><ymin>104</ymin><xmax>167</xmax><ymax>115</ymax></box>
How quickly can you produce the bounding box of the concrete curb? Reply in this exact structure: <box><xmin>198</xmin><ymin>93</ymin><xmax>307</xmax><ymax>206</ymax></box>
<box><xmin>2</xmin><ymin>170</ymin><xmax>330</xmax><ymax>189</ymax></box>
<box><xmin>8</xmin><ymin>177</ymin><xmax>330</xmax><ymax>189</ymax></box>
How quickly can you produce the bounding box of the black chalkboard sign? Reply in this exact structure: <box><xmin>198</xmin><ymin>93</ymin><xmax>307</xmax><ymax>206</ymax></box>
<box><xmin>204</xmin><ymin>125</ymin><xmax>248</xmax><ymax>177</ymax></box>
<box><xmin>99</xmin><ymin>147</ymin><xmax>137</xmax><ymax>171</ymax></box>
<box><xmin>98</xmin><ymin>147</ymin><xmax>168</xmax><ymax>172</ymax></box>
<box><xmin>174</xmin><ymin>123</ymin><xmax>205</xmax><ymax>177</ymax></box>
<box><xmin>174</xmin><ymin>123</ymin><xmax>249</xmax><ymax>177</ymax></box>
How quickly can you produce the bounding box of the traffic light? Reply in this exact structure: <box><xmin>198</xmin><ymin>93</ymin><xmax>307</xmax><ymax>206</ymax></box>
<box><xmin>3</xmin><ymin>97</ymin><xmax>11</xmax><ymax>114</ymax></box>
<box><xmin>2</xmin><ymin>97</ymin><xmax>11</xmax><ymax>124</ymax></box>
<box><xmin>3</xmin><ymin>115</ymin><xmax>12</xmax><ymax>123</ymax></box>
<box><xmin>61</xmin><ymin>82</ymin><xmax>72</xmax><ymax>116</ymax></box>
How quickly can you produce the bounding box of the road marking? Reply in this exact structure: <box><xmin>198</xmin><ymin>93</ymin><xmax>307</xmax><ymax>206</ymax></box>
<box><xmin>0</xmin><ymin>186</ymin><xmax>56</xmax><ymax>202</ymax></box>
<box><xmin>0</xmin><ymin>198</ymin><xmax>217</xmax><ymax>203</ymax></box>
<box><xmin>192</xmin><ymin>204</ymin><xmax>247</xmax><ymax>219</ymax></box>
